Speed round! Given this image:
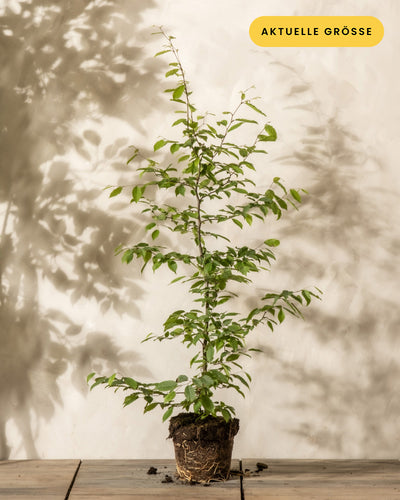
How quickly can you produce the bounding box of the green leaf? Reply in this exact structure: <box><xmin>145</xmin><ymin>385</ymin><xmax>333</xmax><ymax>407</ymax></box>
<box><xmin>121</xmin><ymin>249</ymin><xmax>134</xmax><ymax>264</ymax></box>
<box><xmin>208</xmin><ymin>370</ymin><xmax>229</xmax><ymax>383</ymax></box>
<box><xmin>233</xmin><ymin>373</ymin><xmax>250</xmax><ymax>389</ymax></box>
<box><xmin>206</xmin><ymin>345</ymin><xmax>214</xmax><ymax>363</ymax></box>
<box><xmin>132</xmin><ymin>186</ymin><xmax>143</xmax><ymax>202</ymax></box>
<box><xmin>244</xmin><ymin>213</ymin><xmax>253</xmax><ymax>225</ymax></box>
<box><xmin>173</xmin><ymin>85</ymin><xmax>185</xmax><ymax>100</ymax></box>
<box><xmin>154</xmin><ymin>49</ymin><xmax>170</xmax><ymax>57</ymax></box>
<box><xmin>200</xmin><ymin>395</ymin><xmax>214</xmax><ymax>413</ymax></box>
<box><xmin>193</xmin><ymin>400</ymin><xmax>202</xmax><ymax>413</ymax></box>
<box><xmin>90</xmin><ymin>377</ymin><xmax>107</xmax><ymax>391</ymax></box>
<box><xmin>165</xmin><ymin>68</ymin><xmax>178</xmax><ymax>77</ymax></box>
<box><xmin>237</xmin><ymin>118</ymin><xmax>258</xmax><ymax>124</ymax></box>
<box><xmin>145</xmin><ymin>222</ymin><xmax>156</xmax><ymax>231</ymax></box>
<box><xmin>170</xmin><ymin>143</ymin><xmax>180</xmax><ymax>153</ymax></box>
<box><xmin>290</xmin><ymin>188</ymin><xmax>302</xmax><ymax>202</ymax></box>
<box><xmin>144</xmin><ymin>402</ymin><xmax>158</xmax><ymax>413</ymax></box>
<box><xmin>245</xmin><ymin>102</ymin><xmax>266</xmax><ymax>116</ymax></box>
<box><xmin>175</xmin><ymin>184</ymin><xmax>185</xmax><ymax>196</ymax></box>
<box><xmin>164</xmin><ymin>391</ymin><xmax>176</xmax><ymax>403</ymax></box>
<box><xmin>124</xmin><ymin>377</ymin><xmax>138</xmax><ymax>389</ymax></box>
<box><xmin>176</xmin><ymin>374</ymin><xmax>188</xmax><ymax>383</ymax></box>
<box><xmin>260</xmin><ymin>124</ymin><xmax>277</xmax><ymax>141</ymax></box>
<box><xmin>108</xmin><ymin>373</ymin><xmax>116</xmax><ymax>386</ymax></box>
<box><xmin>162</xmin><ymin>407</ymin><xmax>173</xmax><ymax>422</ymax></box>
<box><xmin>168</xmin><ymin>260</ymin><xmax>177</xmax><ymax>273</ymax></box>
<box><xmin>86</xmin><ymin>372</ymin><xmax>95</xmax><ymax>383</ymax></box>
<box><xmin>172</xmin><ymin>118</ymin><xmax>187</xmax><ymax>127</ymax></box>
<box><xmin>278</xmin><ymin>308</ymin><xmax>285</xmax><ymax>323</ymax></box>
<box><xmin>228</xmin><ymin>122</ymin><xmax>243</xmax><ymax>132</ymax></box>
<box><xmin>178</xmin><ymin>154</ymin><xmax>190</xmax><ymax>163</ymax></box>
<box><xmin>184</xmin><ymin>385</ymin><xmax>196</xmax><ymax>402</ymax></box>
<box><xmin>154</xmin><ymin>139</ymin><xmax>167</xmax><ymax>151</ymax></box>
<box><xmin>151</xmin><ymin>229</ymin><xmax>160</xmax><ymax>240</ymax></box>
<box><xmin>170</xmin><ymin>275</ymin><xmax>185</xmax><ymax>284</ymax></box>
<box><xmin>221</xmin><ymin>409</ymin><xmax>231</xmax><ymax>423</ymax></box>
<box><xmin>302</xmin><ymin>290</ymin><xmax>311</xmax><ymax>305</ymax></box>
<box><xmin>155</xmin><ymin>380</ymin><xmax>178</xmax><ymax>392</ymax></box>
<box><xmin>276</xmin><ymin>197</ymin><xmax>288</xmax><ymax>210</ymax></box>
<box><xmin>232</xmin><ymin>219</ymin><xmax>243</xmax><ymax>229</ymax></box>
<box><xmin>264</xmin><ymin>239</ymin><xmax>280</xmax><ymax>247</ymax></box>
<box><xmin>109</xmin><ymin>187</ymin><xmax>122</xmax><ymax>198</ymax></box>
<box><xmin>123</xmin><ymin>394</ymin><xmax>139</xmax><ymax>406</ymax></box>
<box><xmin>127</xmin><ymin>152</ymin><xmax>138</xmax><ymax>164</ymax></box>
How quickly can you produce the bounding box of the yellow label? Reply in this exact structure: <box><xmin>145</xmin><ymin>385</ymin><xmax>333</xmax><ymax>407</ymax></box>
<box><xmin>249</xmin><ymin>16</ymin><xmax>384</xmax><ymax>47</ymax></box>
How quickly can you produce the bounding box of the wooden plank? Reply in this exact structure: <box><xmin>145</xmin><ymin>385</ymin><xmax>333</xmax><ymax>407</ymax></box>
<box><xmin>69</xmin><ymin>459</ymin><xmax>241</xmax><ymax>499</ymax></box>
<box><xmin>0</xmin><ymin>460</ymin><xmax>80</xmax><ymax>499</ymax></box>
<box><xmin>242</xmin><ymin>459</ymin><xmax>400</xmax><ymax>499</ymax></box>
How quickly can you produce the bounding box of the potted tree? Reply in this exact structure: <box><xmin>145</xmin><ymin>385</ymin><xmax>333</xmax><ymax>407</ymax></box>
<box><xmin>87</xmin><ymin>28</ymin><xmax>320</xmax><ymax>483</ymax></box>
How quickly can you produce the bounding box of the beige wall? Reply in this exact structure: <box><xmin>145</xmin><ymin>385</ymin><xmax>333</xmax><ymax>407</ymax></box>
<box><xmin>1</xmin><ymin>0</ymin><xmax>399</xmax><ymax>459</ymax></box>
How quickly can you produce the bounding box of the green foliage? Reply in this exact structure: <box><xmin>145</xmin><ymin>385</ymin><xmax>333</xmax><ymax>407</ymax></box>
<box><xmin>91</xmin><ymin>27</ymin><xmax>321</xmax><ymax>423</ymax></box>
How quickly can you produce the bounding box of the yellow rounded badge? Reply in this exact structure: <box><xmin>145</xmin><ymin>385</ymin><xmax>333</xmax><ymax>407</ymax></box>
<box><xmin>249</xmin><ymin>16</ymin><xmax>384</xmax><ymax>47</ymax></box>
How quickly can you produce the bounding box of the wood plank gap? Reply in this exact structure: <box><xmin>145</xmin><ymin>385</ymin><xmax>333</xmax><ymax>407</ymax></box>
<box><xmin>239</xmin><ymin>459</ymin><xmax>244</xmax><ymax>500</ymax></box>
<box><xmin>64</xmin><ymin>459</ymin><xmax>82</xmax><ymax>500</ymax></box>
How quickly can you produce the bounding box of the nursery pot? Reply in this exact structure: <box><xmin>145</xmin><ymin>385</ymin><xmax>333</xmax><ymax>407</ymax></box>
<box><xmin>168</xmin><ymin>413</ymin><xmax>240</xmax><ymax>483</ymax></box>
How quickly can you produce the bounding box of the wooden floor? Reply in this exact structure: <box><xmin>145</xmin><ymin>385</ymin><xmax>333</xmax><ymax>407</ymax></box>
<box><xmin>0</xmin><ymin>459</ymin><xmax>399</xmax><ymax>499</ymax></box>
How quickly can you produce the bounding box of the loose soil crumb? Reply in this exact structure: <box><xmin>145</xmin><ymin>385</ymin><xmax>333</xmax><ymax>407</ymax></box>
<box><xmin>256</xmin><ymin>462</ymin><xmax>268</xmax><ymax>472</ymax></box>
<box><xmin>161</xmin><ymin>474</ymin><xmax>174</xmax><ymax>483</ymax></box>
<box><xmin>147</xmin><ymin>466</ymin><xmax>158</xmax><ymax>475</ymax></box>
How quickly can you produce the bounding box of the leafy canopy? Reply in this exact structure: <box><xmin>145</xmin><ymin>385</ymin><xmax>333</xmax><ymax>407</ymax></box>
<box><xmin>88</xmin><ymin>28</ymin><xmax>321</xmax><ymax>423</ymax></box>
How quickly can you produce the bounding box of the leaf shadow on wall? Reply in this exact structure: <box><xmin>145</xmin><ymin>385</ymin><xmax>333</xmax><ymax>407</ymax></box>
<box><xmin>248</xmin><ymin>60</ymin><xmax>400</xmax><ymax>456</ymax></box>
<box><xmin>0</xmin><ymin>1</ymin><xmax>167</xmax><ymax>459</ymax></box>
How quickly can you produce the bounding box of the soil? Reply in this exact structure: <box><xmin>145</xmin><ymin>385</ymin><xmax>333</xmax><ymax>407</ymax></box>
<box><xmin>144</xmin><ymin>460</ymin><xmax>269</xmax><ymax>486</ymax></box>
<box><xmin>168</xmin><ymin>413</ymin><xmax>240</xmax><ymax>483</ymax></box>
<box><xmin>256</xmin><ymin>461</ymin><xmax>268</xmax><ymax>472</ymax></box>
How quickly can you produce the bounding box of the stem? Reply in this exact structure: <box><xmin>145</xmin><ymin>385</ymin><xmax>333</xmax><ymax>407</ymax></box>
<box><xmin>210</xmin><ymin>100</ymin><xmax>243</xmax><ymax>164</ymax></box>
<box><xmin>194</xmin><ymin>168</ymin><xmax>210</xmax><ymax>375</ymax></box>
<box><xmin>160</xmin><ymin>27</ymin><xmax>212</xmax><ymax>376</ymax></box>
<box><xmin>159</xmin><ymin>28</ymin><xmax>193</xmax><ymax>131</ymax></box>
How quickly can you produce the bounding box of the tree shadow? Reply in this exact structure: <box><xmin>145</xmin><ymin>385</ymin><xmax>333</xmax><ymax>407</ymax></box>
<box><xmin>0</xmin><ymin>1</ymin><xmax>164</xmax><ymax>458</ymax></box>
<box><xmin>251</xmin><ymin>58</ymin><xmax>400</xmax><ymax>456</ymax></box>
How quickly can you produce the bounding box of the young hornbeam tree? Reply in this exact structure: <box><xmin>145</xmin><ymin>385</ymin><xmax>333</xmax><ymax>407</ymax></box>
<box><xmin>88</xmin><ymin>28</ymin><xmax>321</xmax><ymax>423</ymax></box>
